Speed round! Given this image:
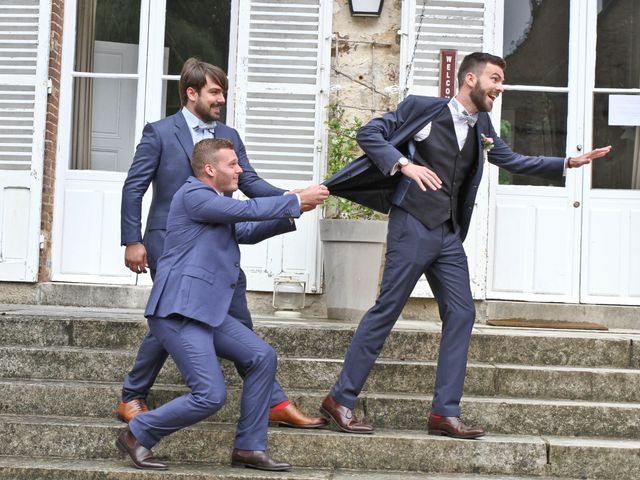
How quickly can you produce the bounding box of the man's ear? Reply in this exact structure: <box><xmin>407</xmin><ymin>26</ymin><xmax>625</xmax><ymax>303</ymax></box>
<box><xmin>465</xmin><ymin>72</ymin><xmax>477</xmax><ymax>88</ymax></box>
<box><xmin>204</xmin><ymin>163</ymin><xmax>217</xmax><ymax>178</ymax></box>
<box><xmin>186</xmin><ymin>86</ymin><xmax>199</xmax><ymax>102</ymax></box>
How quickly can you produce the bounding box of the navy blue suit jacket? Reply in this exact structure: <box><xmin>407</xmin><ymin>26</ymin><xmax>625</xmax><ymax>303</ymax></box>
<box><xmin>121</xmin><ymin>112</ymin><xmax>285</xmax><ymax>269</ymax></box>
<box><xmin>145</xmin><ymin>176</ymin><xmax>299</xmax><ymax>327</ymax></box>
<box><xmin>325</xmin><ymin>95</ymin><xmax>566</xmax><ymax>241</ymax></box>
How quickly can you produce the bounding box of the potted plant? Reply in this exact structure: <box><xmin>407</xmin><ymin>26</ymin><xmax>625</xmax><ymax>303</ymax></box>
<box><xmin>320</xmin><ymin>104</ymin><xmax>388</xmax><ymax>321</ymax></box>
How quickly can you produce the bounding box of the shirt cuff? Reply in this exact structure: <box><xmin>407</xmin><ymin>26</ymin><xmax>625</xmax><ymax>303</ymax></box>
<box><xmin>390</xmin><ymin>157</ymin><xmax>406</xmax><ymax>176</ymax></box>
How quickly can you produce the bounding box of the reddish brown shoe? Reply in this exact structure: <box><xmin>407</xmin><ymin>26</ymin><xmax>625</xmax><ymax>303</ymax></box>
<box><xmin>117</xmin><ymin>399</ymin><xmax>149</xmax><ymax>423</ymax></box>
<box><xmin>116</xmin><ymin>426</ymin><xmax>167</xmax><ymax>470</ymax></box>
<box><xmin>320</xmin><ymin>394</ymin><xmax>373</xmax><ymax>434</ymax></box>
<box><xmin>231</xmin><ymin>448</ymin><xmax>291</xmax><ymax>471</ymax></box>
<box><xmin>427</xmin><ymin>414</ymin><xmax>485</xmax><ymax>439</ymax></box>
<box><xmin>269</xmin><ymin>402</ymin><xmax>328</xmax><ymax>429</ymax></box>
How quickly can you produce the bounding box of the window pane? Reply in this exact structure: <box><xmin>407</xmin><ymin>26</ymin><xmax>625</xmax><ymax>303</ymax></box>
<box><xmin>70</xmin><ymin>77</ymin><xmax>138</xmax><ymax>172</ymax></box>
<box><xmin>74</xmin><ymin>0</ymin><xmax>141</xmax><ymax>74</ymax></box>
<box><xmin>595</xmin><ymin>0</ymin><xmax>640</xmax><ymax>89</ymax></box>
<box><xmin>161</xmin><ymin>1</ymin><xmax>231</xmax><ymax>121</ymax></box>
<box><xmin>591</xmin><ymin>93</ymin><xmax>640</xmax><ymax>190</ymax></box>
<box><xmin>499</xmin><ymin>91</ymin><xmax>567</xmax><ymax>187</ymax></box>
<box><xmin>503</xmin><ymin>0</ymin><xmax>569</xmax><ymax>87</ymax></box>
<box><xmin>164</xmin><ymin>0</ymin><xmax>230</xmax><ymax>75</ymax></box>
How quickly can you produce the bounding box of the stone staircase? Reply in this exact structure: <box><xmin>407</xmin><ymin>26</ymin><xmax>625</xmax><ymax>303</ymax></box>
<box><xmin>0</xmin><ymin>304</ymin><xmax>639</xmax><ymax>479</ymax></box>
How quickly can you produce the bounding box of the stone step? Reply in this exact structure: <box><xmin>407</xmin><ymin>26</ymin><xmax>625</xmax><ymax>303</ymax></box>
<box><xmin>1</xmin><ymin>312</ymin><xmax>638</xmax><ymax>368</ymax></box>
<box><xmin>2</xmin><ymin>379</ymin><xmax>639</xmax><ymax>439</ymax></box>
<box><xmin>0</xmin><ymin>414</ymin><xmax>546</xmax><ymax>476</ymax></box>
<box><xmin>0</xmin><ymin>414</ymin><xmax>636</xmax><ymax>479</ymax></box>
<box><xmin>2</xmin><ymin>344</ymin><xmax>639</xmax><ymax>403</ymax></box>
<box><xmin>0</xmin><ymin>456</ymin><xmax>580</xmax><ymax>480</ymax></box>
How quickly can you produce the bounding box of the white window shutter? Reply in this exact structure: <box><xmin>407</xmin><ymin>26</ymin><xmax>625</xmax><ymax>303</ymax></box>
<box><xmin>233</xmin><ymin>0</ymin><xmax>331</xmax><ymax>292</ymax></box>
<box><xmin>400</xmin><ymin>0</ymin><xmax>490</xmax><ymax>96</ymax></box>
<box><xmin>234</xmin><ymin>0</ymin><xmax>330</xmax><ymax>182</ymax></box>
<box><xmin>0</xmin><ymin>0</ymin><xmax>51</xmax><ymax>281</ymax></box>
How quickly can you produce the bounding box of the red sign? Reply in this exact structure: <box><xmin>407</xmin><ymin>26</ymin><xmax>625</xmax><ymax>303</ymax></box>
<box><xmin>439</xmin><ymin>49</ymin><xmax>457</xmax><ymax>98</ymax></box>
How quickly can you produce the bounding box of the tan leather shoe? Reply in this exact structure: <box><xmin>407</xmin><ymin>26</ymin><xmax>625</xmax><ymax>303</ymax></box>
<box><xmin>117</xmin><ymin>399</ymin><xmax>149</xmax><ymax>423</ymax></box>
<box><xmin>268</xmin><ymin>402</ymin><xmax>328</xmax><ymax>429</ymax></box>
<box><xmin>320</xmin><ymin>394</ymin><xmax>373</xmax><ymax>434</ymax></box>
<box><xmin>115</xmin><ymin>426</ymin><xmax>167</xmax><ymax>470</ymax></box>
<box><xmin>231</xmin><ymin>448</ymin><xmax>291</xmax><ymax>471</ymax></box>
<box><xmin>427</xmin><ymin>414</ymin><xmax>485</xmax><ymax>439</ymax></box>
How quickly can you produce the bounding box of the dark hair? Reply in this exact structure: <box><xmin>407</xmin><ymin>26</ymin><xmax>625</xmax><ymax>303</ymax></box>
<box><xmin>178</xmin><ymin>57</ymin><xmax>229</xmax><ymax>106</ymax></box>
<box><xmin>191</xmin><ymin>138</ymin><xmax>235</xmax><ymax>176</ymax></box>
<box><xmin>457</xmin><ymin>52</ymin><xmax>506</xmax><ymax>87</ymax></box>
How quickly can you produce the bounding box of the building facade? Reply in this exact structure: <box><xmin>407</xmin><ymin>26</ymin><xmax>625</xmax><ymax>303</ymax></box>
<box><xmin>1</xmin><ymin>0</ymin><xmax>639</xmax><ymax>308</ymax></box>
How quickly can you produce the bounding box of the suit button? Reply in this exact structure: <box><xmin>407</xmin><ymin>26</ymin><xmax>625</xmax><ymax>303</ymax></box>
<box><xmin>234</xmin><ymin>262</ymin><xmax>239</xmax><ymax>267</ymax></box>
<box><xmin>230</xmin><ymin>283</ymin><xmax>236</xmax><ymax>289</ymax></box>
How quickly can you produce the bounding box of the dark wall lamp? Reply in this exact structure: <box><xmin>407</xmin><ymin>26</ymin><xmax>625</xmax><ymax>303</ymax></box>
<box><xmin>348</xmin><ymin>0</ymin><xmax>384</xmax><ymax>16</ymax></box>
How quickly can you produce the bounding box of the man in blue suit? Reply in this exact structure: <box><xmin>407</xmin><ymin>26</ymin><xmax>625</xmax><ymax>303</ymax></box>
<box><xmin>320</xmin><ymin>52</ymin><xmax>611</xmax><ymax>438</ymax></box>
<box><xmin>119</xmin><ymin>58</ymin><xmax>328</xmax><ymax>429</ymax></box>
<box><xmin>117</xmin><ymin>138</ymin><xmax>328</xmax><ymax>471</ymax></box>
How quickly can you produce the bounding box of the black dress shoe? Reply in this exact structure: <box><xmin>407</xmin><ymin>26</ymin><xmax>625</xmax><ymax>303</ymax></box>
<box><xmin>427</xmin><ymin>414</ymin><xmax>485</xmax><ymax>439</ymax></box>
<box><xmin>116</xmin><ymin>426</ymin><xmax>168</xmax><ymax>470</ymax></box>
<box><xmin>320</xmin><ymin>394</ymin><xmax>374</xmax><ymax>434</ymax></box>
<box><xmin>231</xmin><ymin>448</ymin><xmax>291</xmax><ymax>471</ymax></box>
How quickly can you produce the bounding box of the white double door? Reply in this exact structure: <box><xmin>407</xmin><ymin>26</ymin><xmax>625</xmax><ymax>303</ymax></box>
<box><xmin>51</xmin><ymin>0</ymin><xmax>330</xmax><ymax>291</ymax></box>
<box><xmin>488</xmin><ymin>0</ymin><xmax>640</xmax><ymax>305</ymax></box>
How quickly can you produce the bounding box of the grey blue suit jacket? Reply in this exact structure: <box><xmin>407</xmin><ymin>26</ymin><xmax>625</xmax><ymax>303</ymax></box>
<box><xmin>144</xmin><ymin>176</ymin><xmax>299</xmax><ymax>327</ymax></box>
<box><xmin>325</xmin><ymin>95</ymin><xmax>566</xmax><ymax>241</ymax></box>
<box><xmin>121</xmin><ymin>112</ymin><xmax>285</xmax><ymax>269</ymax></box>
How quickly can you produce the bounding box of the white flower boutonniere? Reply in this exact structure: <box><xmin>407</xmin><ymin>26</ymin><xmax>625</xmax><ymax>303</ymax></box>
<box><xmin>481</xmin><ymin>133</ymin><xmax>494</xmax><ymax>162</ymax></box>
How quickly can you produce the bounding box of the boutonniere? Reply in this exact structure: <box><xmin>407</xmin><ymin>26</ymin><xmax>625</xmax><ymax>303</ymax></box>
<box><xmin>481</xmin><ymin>133</ymin><xmax>494</xmax><ymax>161</ymax></box>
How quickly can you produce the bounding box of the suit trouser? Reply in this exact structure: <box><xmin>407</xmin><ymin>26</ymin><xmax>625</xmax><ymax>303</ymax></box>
<box><xmin>122</xmin><ymin>270</ymin><xmax>288</xmax><ymax>407</ymax></box>
<box><xmin>129</xmin><ymin>314</ymin><xmax>277</xmax><ymax>451</ymax></box>
<box><xmin>330</xmin><ymin>207</ymin><xmax>475</xmax><ymax>417</ymax></box>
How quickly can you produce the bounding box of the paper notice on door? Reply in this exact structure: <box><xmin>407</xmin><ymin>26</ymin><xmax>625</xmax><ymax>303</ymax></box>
<box><xmin>609</xmin><ymin>95</ymin><xmax>640</xmax><ymax>126</ymax></box>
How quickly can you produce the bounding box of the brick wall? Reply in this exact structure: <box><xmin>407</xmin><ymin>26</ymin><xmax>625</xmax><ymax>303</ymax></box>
<box><xmin>38</xmin><ymin>0</ymin><xmax>64</xmax><ymax>282</ymax></box>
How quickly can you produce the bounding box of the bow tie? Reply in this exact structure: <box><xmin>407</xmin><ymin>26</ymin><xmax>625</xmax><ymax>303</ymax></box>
<box><xmin>194</xmin><ymin>121</ymin><xmax>216</xmax><ymax>133</ymax></box>
<box><xmin>457</xmin><ymin>110</ymin><xmax>478</xmax><ymax>128</ymax></box>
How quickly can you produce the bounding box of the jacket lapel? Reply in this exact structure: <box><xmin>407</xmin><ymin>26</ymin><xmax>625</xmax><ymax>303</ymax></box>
<box><xmin>174</xmin><ymin>112</ymin><xmax>195</xmax><ymax>161</ymax></box>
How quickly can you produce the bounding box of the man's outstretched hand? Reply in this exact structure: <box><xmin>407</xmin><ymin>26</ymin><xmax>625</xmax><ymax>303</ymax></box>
<box><xmin>292</xmin><ymin>184</ymin><xmax>330</xmax><ymax>213</ymax></box>
<box><xmin>568</xmin><ymin>146</ymin><xmax>612</xmax><ymax>168</ymax></box>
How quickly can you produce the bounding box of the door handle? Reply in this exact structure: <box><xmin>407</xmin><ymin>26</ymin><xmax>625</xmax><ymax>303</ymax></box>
<box><xmin>576</xmin><ymin>144</ymin><xmax>582</xmax><ymax>151</ymax></box>
<box><xmin>573</xmin><ymin>201</ymin><xmax>580</xmax><ymax>208</ymax></box>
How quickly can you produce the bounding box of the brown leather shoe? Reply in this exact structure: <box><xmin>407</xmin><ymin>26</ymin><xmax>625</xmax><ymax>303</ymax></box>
<box><xmin>117</xmin><ymin>399</ymin><xmax>149</xmax><ymax>423</ymax></box>
<box><xmin>115</xmin><ymin>426</ymin><xmax>168</xmax><ymax>470</ymax></box>
<box><xmin>427</xmin><ymin>414</ymin><xmax>485</xmax><ymax>439</ymax></box>
<box><xmin>269</xmin><ymin>402</ymin><xmax>328</xmax><ymax>429</ymax></box>
<box><xmin>320</xmin><ymin>394</ymin><xmax>373</xmax><ymax>434</ymax></box>
<box><xmin>231</xmin><ymin>448</ymin><xmax>291</xmax><ymax>471</ymax></box>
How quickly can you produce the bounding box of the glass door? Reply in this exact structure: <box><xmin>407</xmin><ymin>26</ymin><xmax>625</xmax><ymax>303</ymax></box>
<box><xmin>487</xmin><ymin>0</ymin><xmax>583</xmax><ymax>302</ymax></box>
<box><xmin>580</xmin><ymin>0</ymin><xmax>640</xmax><ymax>304</ymax></box>
<box><xmin>52</xmin><ymin>0</ymin><xmax>233</xmax><ymax>284</ymax></box>
<box><xmin>489</xmin><ymin>0</ymin><xmax>640</xmax><ymax>306</ymax></box>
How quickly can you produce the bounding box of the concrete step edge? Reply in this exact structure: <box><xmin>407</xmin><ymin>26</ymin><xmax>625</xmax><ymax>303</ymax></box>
<box><xmin>3</xmin><ymin>304</ymin><xmax>640</xmax><ymax>340</ymax></box>
<box><xmin>2</xmin><ymin>378</ymin><xmax>640</xmax><ymax>410</ymax></box>
<box><xmin>0</xmin><ymin>456</ymin><xmax>582</xmax><ymax>480</ymax></box>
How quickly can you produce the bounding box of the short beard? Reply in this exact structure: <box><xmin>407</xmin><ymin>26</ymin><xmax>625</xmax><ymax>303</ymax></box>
<box><xmin>469</xmin><ymin>83</ymin><xmax>492</xmax><ymax>112</ymax></box>
<box><xmin>194</xmin><ymin>101</ymin><xmax>219</xmax><ymax>123</ymax></box>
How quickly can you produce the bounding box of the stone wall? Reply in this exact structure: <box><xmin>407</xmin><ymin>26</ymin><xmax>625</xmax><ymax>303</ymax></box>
<box><xmin>330</xmin><ymin>0</ymin><xmax>402</xmax><ymax>124</ymax></box>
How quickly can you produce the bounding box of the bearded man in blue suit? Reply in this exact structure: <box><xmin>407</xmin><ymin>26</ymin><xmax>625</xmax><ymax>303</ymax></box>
<box><xmin>119</xmin><ymin>58</ymin><xmax>328</xmax><ymax>430</ymax></box>
<box><xmin>116</xmin><ymin>138</ymin><xmax>329</xmax><ymax>471</ymax></box>
<box><xmin>321</xmin><ymin>52</ymin><xmax>611</xmax><ymax>438</ymax></box>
